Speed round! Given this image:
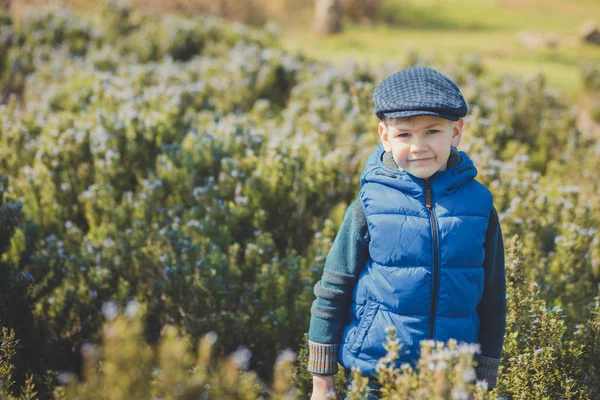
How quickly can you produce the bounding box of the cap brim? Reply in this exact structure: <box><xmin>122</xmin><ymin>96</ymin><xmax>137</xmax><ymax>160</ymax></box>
<box><xmin>379</xmin><ymin>110</ymin><xmax>461</xmax><ymax>121</ymax></box>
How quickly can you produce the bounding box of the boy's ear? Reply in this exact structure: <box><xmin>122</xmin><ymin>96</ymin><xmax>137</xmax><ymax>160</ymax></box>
<box><xmin>378</xmin><ymin>121</ymin><xmax>392</xmax><ymax>152</ymax></box>
<box><xmin>450</xmin><ymin>118</ymin><xmax>464</xmax><ymax>147</ymax></box>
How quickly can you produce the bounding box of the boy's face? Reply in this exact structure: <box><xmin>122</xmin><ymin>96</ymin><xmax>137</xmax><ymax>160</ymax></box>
<box><xmin>378</xmin><ymin>115</ymin><xmax>463</xmax><ymax>179</ymax></box>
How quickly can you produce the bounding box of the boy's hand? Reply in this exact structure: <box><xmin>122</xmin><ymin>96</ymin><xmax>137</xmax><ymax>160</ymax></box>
<box><xmin>311</xmin><ymin>374</ymin><xmax>336</xmax><ymax>400</ymax></box>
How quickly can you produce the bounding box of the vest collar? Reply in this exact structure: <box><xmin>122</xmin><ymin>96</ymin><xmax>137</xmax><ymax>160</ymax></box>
<box><xmin>360</xmin><ymin>144</ymin><xmax>478</xmax><ymax>196</ymax></box>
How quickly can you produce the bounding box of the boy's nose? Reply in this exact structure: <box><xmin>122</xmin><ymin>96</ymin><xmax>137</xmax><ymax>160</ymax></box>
<box><xmin>410</xmin><ymin>141</ymin><xmax>428</xmax><ymax>153</ymax></box>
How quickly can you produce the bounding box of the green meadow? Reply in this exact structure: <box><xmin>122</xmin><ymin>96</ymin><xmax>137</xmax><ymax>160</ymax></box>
<box><xmin>282</xmin><ymin>0</ymin><xmax>600</xmax><ymax>99</ymax></box>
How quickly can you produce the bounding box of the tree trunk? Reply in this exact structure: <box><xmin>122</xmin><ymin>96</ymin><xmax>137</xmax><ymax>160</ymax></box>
<box><xmin>0</xmin><ymin>0</ymin><xmax>10</xmax><ymax>11</ymax></box>
<box><xmin>314</xmin><ymin>0</ymin><xmax>341</xmax><ymax>35</ymax></box>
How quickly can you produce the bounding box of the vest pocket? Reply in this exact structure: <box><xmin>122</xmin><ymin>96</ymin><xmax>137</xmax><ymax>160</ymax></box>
<box><xmin>349</xmin><ymin>299</ymin><xmax>379</xmax><ymax>355</ymax></box>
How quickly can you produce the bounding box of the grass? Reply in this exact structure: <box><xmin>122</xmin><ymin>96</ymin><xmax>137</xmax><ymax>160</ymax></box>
<box><xmin>279</xmin><ymin>0</ymin><xmax>600</xmax><ymax>100</ymax></box>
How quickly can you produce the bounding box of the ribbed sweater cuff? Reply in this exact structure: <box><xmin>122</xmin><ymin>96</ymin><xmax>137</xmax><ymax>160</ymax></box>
<box><xmin>475</xmin><ymin>355</ymin><xmax>500</xmax><ymax>389</ymax></box>
<box><xmin>307</xmin><ymin>340</ymin><xmax>338</xmax><ymax>375</ymax></box>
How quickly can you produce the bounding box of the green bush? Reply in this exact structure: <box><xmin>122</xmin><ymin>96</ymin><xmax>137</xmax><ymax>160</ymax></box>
<box><xmin>0</xmin><ymin>326</ymin><xmax>39</xmax><ymax>400</ymax></box>
<box><xmin>0</xmin><ymin>3</ymin><xmax>599</xmax><ymax>399</ymax></box>
<box><xmin>581</xmin><ymin>59</ymin><xmax>600</xmax><ymax>92</ymax></box>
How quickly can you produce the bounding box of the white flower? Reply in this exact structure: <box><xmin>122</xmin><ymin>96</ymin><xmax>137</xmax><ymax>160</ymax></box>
<box><xmin>125</xmin><ymin>300</ymin><xmax>140</xmax><ymax>319</ymax></box>
<box><xmin>276</xmin><ymin>348</ymin><xmax>297</xmax><ymax>365</ymax></box>
<box><xmin>451</xmin><ymin>387</ymin><xmax>469</xmax><ymax>400</ymax></box>
<box><xmin>102</xmin><ymin>301</ymin><xmax>119</xmax><ymax>321</ymax></box>
<box><xmin>204</xmin><ymin>331</ymin><xmax>218</xmax><ymax>345</ymax></box>
<box><xmin>462</xmin><ymin>367</ymin><xmax>476</xmax><ymax>382</ymax></box>
<box><xmin>57</xmin><ymin>372</ymin><xmax>74</xmax><ymax>385</ymax></box>
<box><xmin>230</xmin><ymin>346</ymin><xmax>252</xmax><ymax>370</ymax></box>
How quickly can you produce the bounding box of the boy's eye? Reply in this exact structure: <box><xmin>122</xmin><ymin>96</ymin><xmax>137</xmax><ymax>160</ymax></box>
<box><xmin>396</xmin><ymin>133</ymin><xmax>410</xmax><ymax>138</ymax></box>
<box><xmin>427</xmin><ymin>130</ymin><xmax>440</xmax><ymax>134</ymax></box>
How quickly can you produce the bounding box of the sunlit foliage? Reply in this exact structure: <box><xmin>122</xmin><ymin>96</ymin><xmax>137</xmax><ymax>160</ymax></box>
<box><xmin>0</xmin><ymin>3</ymin><xmax>599</xmax><ymax>398</ymax></box>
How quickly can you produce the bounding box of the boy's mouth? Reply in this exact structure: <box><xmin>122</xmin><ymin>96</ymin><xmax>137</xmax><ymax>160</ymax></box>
<box><xmin>409</xmin><ymin>157</ymin><xmax>434</xmax><ymax>163</ymax></box>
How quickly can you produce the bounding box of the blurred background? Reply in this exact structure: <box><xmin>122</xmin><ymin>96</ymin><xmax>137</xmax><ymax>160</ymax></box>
<box><xmin>5</xmin><ymin>0</ymin><xmax>600</xmax><ymax>102</ymax></box>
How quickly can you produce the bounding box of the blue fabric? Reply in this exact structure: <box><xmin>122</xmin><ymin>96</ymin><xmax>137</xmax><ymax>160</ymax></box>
<box><xmin>338</xmin><ymin>145</ymin><xmax>492</xmax><ymax>377</ymax></box>
<box><xmin>372</xmin><ymin>66</ymin><xmax>468</xmax><ymax>121</ymax></box>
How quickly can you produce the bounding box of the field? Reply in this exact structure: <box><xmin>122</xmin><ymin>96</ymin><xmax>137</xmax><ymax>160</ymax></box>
<box><xmin>0</xmin><ymin>1</ymin><xmax>599</xmax><ymax>399</ymax></box>
<box><xmin>282</xmin><ymin>0</ymin><xmax>600</xmax><ymax>98</ymax></box>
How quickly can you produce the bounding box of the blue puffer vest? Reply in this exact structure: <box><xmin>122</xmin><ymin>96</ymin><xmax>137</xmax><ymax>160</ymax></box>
<box><xmin>339</xmin><ymin>145</ymin><xmax>492</xmax><ymax>377</ymax></box>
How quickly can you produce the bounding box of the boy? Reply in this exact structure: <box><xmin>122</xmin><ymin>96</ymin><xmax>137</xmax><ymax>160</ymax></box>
<box><xmin>307</xmin><ymin>67</ymin><xmax>506</xmax><ymax>399</ymax></box>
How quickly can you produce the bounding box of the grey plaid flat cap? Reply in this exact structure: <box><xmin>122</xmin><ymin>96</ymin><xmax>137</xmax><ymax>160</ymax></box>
<box><xmin>373</xmin><ymin>66</ymin><xmax>468</xmax><ymax>121</ymax></box>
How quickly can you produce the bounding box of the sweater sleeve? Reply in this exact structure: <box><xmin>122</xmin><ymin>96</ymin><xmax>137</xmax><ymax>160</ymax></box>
<box><xmin>307</xmin><ymin>199</ymin><xmax>370</xmax><ymax>375</ymax></box>
<box><xmin>475</xmin><ymin>205</ymin><xmax>507</xmax><ymax>389</ymax></box>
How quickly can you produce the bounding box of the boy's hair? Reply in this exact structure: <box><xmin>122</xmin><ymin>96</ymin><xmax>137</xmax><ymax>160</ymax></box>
<box><xmin>381</xmin><ymin>116</ymin><xmax>405</xmax><ymax>127</ymax></box>
<box><xmin>381</xmin><ymin>115</ymin><xmax>459</xmax><ymax>127</ymax></box>
<box><xmin>381</xmin><ymin>116</ymin><xmax>409</xmax><ymax>127</ymax></box>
